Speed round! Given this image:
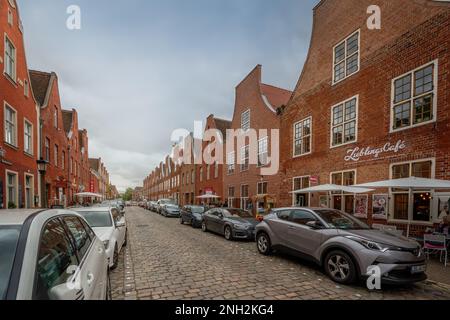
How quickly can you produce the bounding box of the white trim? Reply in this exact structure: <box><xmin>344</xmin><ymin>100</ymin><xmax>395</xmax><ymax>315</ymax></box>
<box><xmin>293</xmin><ymin>116</ymin><xmax>312</xmax><ymax>158</ymax></box>
<box><xmin>330</xmin><ymin>95</ymin><xmax>359</xmax><ymax>149</ymax></box>
<box><xmin>390</xmin><ymin>60</ymin><xmax>438</xmax><ymax>133</ymax></box>
<box><xmin>5</xmin><ymin>169</ymin><xmax>19</xmax><ymax>208</ymax></box>
<box><xmin>389</xmin><ymin>158</ymin><xmax>436</xmax><ymax>180</ymax></box>
<box><xmin>329</xmin><ymin>169</ymin><xmax>358</xmax><ymax>185</ymax></box>
<box><xmin>240</xmin><ymin>145</ymin><xmax>249</xmax><ymax>172</ymax></box>
<box><xmin>23</xmin><ymin>118</ymin><xmax>33</xmax><ymax>155</ymax></box>
<box><xmin>4</xmin><ymin>33</ymin><xmax>17</xmax><ymax>82</ymax></box>
<box><xmin>257</xmin><ymin>136</ymin><xmax>269</xmax><ymax>168</ymax></box>
<box><xmin>4</xmin><ymin>101</ymin><xmax>18</xmax><ymax>147</ymax></box>
<box><xmin>256</xmin><ymin>181</ymin><xmax>268</xmax><ymax>196</ymax></box>
<box><xmin>24</xmin><ymin>173</ymin><xmax>35</xmax><ymax>209</ymax></box>
<box><xmin>292</xmin><ymin>176</ymin><xmax>311</xmax><ymax>207</ymax></box>
<box><xmin>241</xmin><ymin>109</ymin><xmax>251</xmax><ymax>132</ymax></box>
<box><xmin>332</xmin><ymin>29</ymin><xmax>360</xmax><ymax>85</ymax></box>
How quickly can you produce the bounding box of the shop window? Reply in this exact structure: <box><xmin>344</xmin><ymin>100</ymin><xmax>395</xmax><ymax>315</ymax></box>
<box><xmin>293</xmin><ymin>176</ymin><xmax>310</xmax><ymax>207</ymax></box>
<box><xmin>331</xmin><ymin>170</ymin><xmax>356</xmax><ymax>213</ymax></box>
<box><xmin>6</xmin><ymin>172</ymin><xmax>18</xmax><ymax>208</ymax></box>
<box><xmin>257</xmin><ymin>182</ymin><xmax>268</xmax><ymax>195</ymax></box>
<box><xmin>392</xmin><ymin>61</ymin><xmax>437</xmax><ymax>131</ymax></box>
<box><xmin>331</xmin><ymin>97</ymin><xmax>357</xmax><ymax>147</ymax></box>
<box><xmin>333</xmin><ymin>30</ymin><xmax>360</xmax><ymax>84</ymax></box>
<box><xmin>293</xmin><ymin>117</ymin><xmax>312</xmax><ymax>157</ymax></box>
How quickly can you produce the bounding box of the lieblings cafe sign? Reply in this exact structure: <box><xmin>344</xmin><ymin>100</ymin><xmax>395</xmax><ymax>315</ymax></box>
<box><xmin>344</xmin><ymin>140</ymin><xmax>407</xmax><ymax>162</ymax></box>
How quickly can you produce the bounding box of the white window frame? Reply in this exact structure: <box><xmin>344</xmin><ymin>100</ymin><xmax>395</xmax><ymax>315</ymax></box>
<box><xmin>54</xmin><ymin>144</ymin><xmax>59</xmax><ymax>167</ymax></box>
<box><xmin>332</xmin><ymin>30</ymin><xmax>360</xmax><ymax>85</ymax></box>
<box><xmin>24</xmin><ymin>79</ymin><xmax>29</xmax><ymax>97</ymax></box>
<box><xmin>330</xmin><ymin>169</ymin><xmax>358</xmax><ymax>186</ymax></box>
<box><xmin>240</xmin><ymin>145</ymin><xmax>249</xmax><ymax>172</ymax></box>
<box><xmin>330</xmin><ymin>95</ymin><xmax>359</xmax><ymax>149</ymax></box>
<box><xmin>241</xmin><ymin>109</ymin><xmax>250</xmax><ymax>131</ymax></box>
<box><xmin>214</xmin><ymin>161</ymin><xmax>219</xmax><ymax>179</ymax></box>
<box><xmin>257</xmin><ymin>136</ymin><xmax>268</xmax><ymax>167</ymax></box>
<box><xmin>292</xmin><ymin>176</ymin><xmax>311</xmax><ymax>206</ymax></box>
<box><xmin>4</xmin><ymin>34</ymin><xmax>16</xmax><ymax>82</ymax></box>
<box><xmin>24</xmin><ymin>173</ymin><xmax>34</xmax><ymax>209</ymax></box>
<box><xmin>389</xmin><ymin>158</ymin><xmax>436</xmax><ymax>224</ymax></box>
<box><xmin>257</xmin><ymin>181</ymin><xmax>268</xmax><ymax>196</ymax></box>
<box><xmin>227</xmin><ymin>151</ymin><xmax>235</xmax><ymax>175</ymax></box>
<box><xmin>240</xmin><ymin>184</ymin><xmax>249</xmax><ymax>210</ymax></box>
<box><xmin>293</xmin><ymin>116</ymin><xmax>312</xmax><ymax>158</ymax></box>
<box><xmin>390</xmin><ymin>60</ymin><xmax>438</xmax><ymax>133</ymax></box>
<box><xmin>7</xmin><ymin>8</ymin><xmax>13</xmax><ymax>26</ymax></box>
<box><xmin>24</xmin><ymin>119</ymin><xmax>33</xmax><ymax>155</ymax></box>
<box><xmin>61</xmin><ymin>151</ymin><xmax>65</xmax><ymax>170</ymax></box>
<box><xmin>5</xmin><ymin>170</ymin><xmax>19</xmax><ymax>208</ymax></box>
<box><xmin>4</xmin><ymin>102</ymin><xmax>17</xmax><ymax>147</ymax></box>
<box><xmin>45</xmin><ymin>137</ymin><xmax>50</xmax><ymax>162</ymax></box>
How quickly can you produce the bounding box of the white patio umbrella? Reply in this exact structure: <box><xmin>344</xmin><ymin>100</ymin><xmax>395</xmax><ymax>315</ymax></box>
<box><xmin>355</xmin><ymin>177</ymin><xmax>450</xmax><ymax>237</ymax></box>
<box><xmin>74</xmin><ymin>192</ymin><xmax>104</xmax><ymax>199</ymax></box>
<box><xmin>291</xmin><ymin>184</ymin><xmax>374</xmax><ymax>194</ymax></box>
<box><xmin>196</xmin><ymin>194</ymin><xmax>221</xmax><ymax>199</ymax></box>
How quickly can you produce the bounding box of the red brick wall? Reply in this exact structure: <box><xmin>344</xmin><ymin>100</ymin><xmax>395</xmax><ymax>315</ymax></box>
<box><xmin>279</xmin><ymin>1</ymin><xmax>450</xmax><ymax>230</ymax></box>
<box><xmin>66</xmin><ymin>109</ymin><xmax>81</xmax><ymax>205</ymax></box>
<box><xmin>0</xmin><ymin>0</ymin><xmax>39</xmax><ymax>208</ymax></box>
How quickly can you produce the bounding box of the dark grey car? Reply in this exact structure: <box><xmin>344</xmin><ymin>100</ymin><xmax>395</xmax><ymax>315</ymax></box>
<box><xmin>202</xmin><ymin>208</ymin><xmax>258</xmax><ymax>240</ymax></box>
<box><xmin>256</xmin><ymin>208</ymin><xmax>427</xmax><ymax>285</ymax></box>
<box><xmin>180</xmin><ymin>205</ymin><xmax>207</xmax><ymax>228</ymax></box>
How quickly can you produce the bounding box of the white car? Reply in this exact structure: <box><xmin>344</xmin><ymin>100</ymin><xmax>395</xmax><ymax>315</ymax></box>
<box><xmin>72</xmin><ymin>206</ymin><xmax>127</xmax><ymax>269</ymax></box>
<box><xmin>0</xmin><ymin>209</ymin><xmax>110</xmax><ymax>300</ymax></box>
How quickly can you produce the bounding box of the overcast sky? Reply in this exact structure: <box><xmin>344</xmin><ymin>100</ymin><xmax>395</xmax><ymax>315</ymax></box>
<box><xmin>19</xmin><ymin>0</ymin><xmax>316</xmax><ymax>192</ymax></box>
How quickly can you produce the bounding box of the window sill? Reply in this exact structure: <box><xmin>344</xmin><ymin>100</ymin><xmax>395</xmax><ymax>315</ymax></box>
<box><xmin>4</xmin><ymin>142</ymin><xmax>18</xmax><ymax>151</ymax></box>
<box><xmin>293</xmin><ymin>152</ymin><xmax>312</xmax><ymax>159</ymax></box>
<box><xmin>390</xmin><ymin>119</ymin><xmax>436</xmax><ymax>134</ymax></box>
<box><xmin>330</xmin><ymin>139</ymin><xmax>358</xmax><ymax>150</ymax></box>
<box><xmin>3</xmin><ymin>73</ymin><xmax>18</xmax><ymax>87</ymax></box>
<box><xmin>24</xmin><ymin>151</ymin><xmax>34</xmax><ymax>158</ymax></box>
<box><xmin>388</xmin><ymin>219</ymin><xmax>434</xmax><ymax>227</ymax></box>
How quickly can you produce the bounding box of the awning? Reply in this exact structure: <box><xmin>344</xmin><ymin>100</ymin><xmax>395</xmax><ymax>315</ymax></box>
<box><xmin>355</xmin><ymin>177</ymin><xmax>450</xmax><ymax>189</ymax></box>
<box><xmin>74</xmin><ymin>192</ymin><xmax>104</xmax><ymax>199</ymax></box>
<box><xmin>291</xmin><ymin>184</ymin><xmax>374</xmax><ymax>194</ymax></box>
<box><xmin>197</xmin><ymin>194</ymin><xmax>221</xmax><ymax>199</ymax></box>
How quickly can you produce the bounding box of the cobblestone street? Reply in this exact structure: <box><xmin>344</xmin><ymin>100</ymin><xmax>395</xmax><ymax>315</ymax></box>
<box><xmin>111</xmin><ymin>207</ymin><xmax>450</xmax><ymax>300</ymax></box>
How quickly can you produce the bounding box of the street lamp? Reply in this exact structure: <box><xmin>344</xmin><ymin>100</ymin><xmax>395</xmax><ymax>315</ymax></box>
<box><xmin>37</xmin><ymin>158</ymin><xmax>49</xmax><ymax>208</ymax></box>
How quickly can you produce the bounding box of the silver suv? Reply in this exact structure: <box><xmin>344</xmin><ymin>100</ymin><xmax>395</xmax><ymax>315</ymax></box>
<box><xmin>256</xmin><ymin>208</ymin><xmax>426</xmax><ymax>285</ymax></box>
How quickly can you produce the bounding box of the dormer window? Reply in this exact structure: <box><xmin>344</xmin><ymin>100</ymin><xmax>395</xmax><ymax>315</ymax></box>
<box><xmin>333</xmin><ymin>30</ymin><xmax>360</xmax><ymax>84</ymax></box>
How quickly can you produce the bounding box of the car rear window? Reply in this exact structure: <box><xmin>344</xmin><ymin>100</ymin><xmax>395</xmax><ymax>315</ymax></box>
<box><xmin>76</xmin><ymin>211</ymin><xmax>113</xmax><ymax>228</ymax></box>
<box><xmin>0</xmin><ymin>226</ymin><xmax>21</xmax><ymax>300</ymax></box>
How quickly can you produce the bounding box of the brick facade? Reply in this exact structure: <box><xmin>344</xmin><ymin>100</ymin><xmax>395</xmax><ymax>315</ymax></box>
<box><xmin>278</xmin><ymin>0</ymin><xmax>450</xmax><ymax>236</ymax></box>
<box><xmin>0</xmin><ymin>0</ymin><xmax>39</xmax><ymax>209</ymax></box>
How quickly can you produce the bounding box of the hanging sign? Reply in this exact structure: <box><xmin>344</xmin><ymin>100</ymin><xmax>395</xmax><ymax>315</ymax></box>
<box><xmin>345</xmin><ymin>140</ymin><xmax>406</xmax><ymax>162</ymax></box>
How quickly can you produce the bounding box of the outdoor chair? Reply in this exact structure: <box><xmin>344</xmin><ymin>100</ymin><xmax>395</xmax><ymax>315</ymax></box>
<box><xmin>424</xmin><ymin>234</ymin><xmax>448</xmax><ymax>267</ymax></box>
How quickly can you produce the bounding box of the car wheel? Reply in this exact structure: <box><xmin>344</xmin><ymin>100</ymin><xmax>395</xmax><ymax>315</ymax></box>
<box><xmin>111</xmin><ymin>244</ymin><xmax>119</xmax><ymax>270</ymax></box>
<box><xmin>224</xmin><ymin>226</ymin><xmax>233</xmax><ymax>241</ymax></box>
<box><xmin>324</xmin><ymin>250</ymin><xmax>357</xmax><ymax>284</ymax></box>
<box><xmin>180</xmin><ymin>216</ymin><xmax>184</xmax><ymax>224</ymax></box>
<box><xmin>105</xmin><ymin>270</ymin><xmax>112</xmax><ymax>300</ymax></box>
<box><xmin>256</xmin><ymin>232</ymin><xmax>272</xmax><ymax>255</ymax></box>
<box><xmin>202</xmin><ymin>221</ymin><xmax>208</xmax><ymax>232</ymax></box>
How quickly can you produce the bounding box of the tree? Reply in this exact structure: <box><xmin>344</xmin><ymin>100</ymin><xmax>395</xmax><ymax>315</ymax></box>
<box><xmin>122</xmin><ymin>188</ymin><xmax>134</xmax><ymax>201</ymax></box>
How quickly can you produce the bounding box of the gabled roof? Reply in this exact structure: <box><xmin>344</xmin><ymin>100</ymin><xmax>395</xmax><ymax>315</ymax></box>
<box><xmin>260</xmin><ymin>83</ymin><xmax>292</xmax><ymax>109</ymax></box>
<box><xmin>29</xmin><ymin>70</ymin><xmax>52</xmax><ymax>106</ymax></box>
<box><xmin>213</xmin><ymin>117</ymin><xmax>232</xmax><ymax>139</ymax></box>
<box><xmin>62</xmin><ymin>110</ymin><xmax>74</xmax><ymax>134</ymax></box>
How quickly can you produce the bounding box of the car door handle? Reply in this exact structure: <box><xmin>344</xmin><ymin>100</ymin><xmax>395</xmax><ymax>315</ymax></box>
<box><xmin>87</xmin><ymin>273</ymin><xmax>94</xmax><ymax>286</ymax></box>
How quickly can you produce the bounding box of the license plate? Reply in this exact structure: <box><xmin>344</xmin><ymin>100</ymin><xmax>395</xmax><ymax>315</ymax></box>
<box><xmin>411</xmin><ymin>265</ymin><xmax>427</xmax><ymax>274</ymax></box>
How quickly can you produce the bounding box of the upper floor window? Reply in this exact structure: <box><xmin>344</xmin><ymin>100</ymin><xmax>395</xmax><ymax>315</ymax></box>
<box><xmin>54</xmin><ymin>145</ymin><xmax>59</xmax><ymax>167</ymax></box>
<box><xmin>293</xmin><ymin>117</ymin><xmax>312</xmax><ymax>157</ymax></box>
<box><xmin>24</xmin><ymin>79</ymin><xmax>29</xmax><ymax>97</ymax></box>
<box><xmin>333</xmin><ymin>30</ymin><xmax>360</xmax><ymax>84</ymax></box>
<box><xmin>241</xmin><ymin>110</ymin><xmax>250</xmax><ymax>131</ymax></box>
<box><xmin>240</xmin><ymin>145</ymin><xmax>249</xmax><ymax>172</ymax></box>
<box><xmin>214</xmin><ymin>162</ymin><xmax>219</xmax><ymax>179</ymax></box>
<box><xmin>206</xmin><ymin>165</ymin><xmax>210</xmax><ymax>180</ymax></box>
<box><xmin>24</xmin><ymin>120</ymin><xmax>33</xmax><ymax>154</ymax></box>
<box><xmin>199</xmin><ymin>167</ymin><xmax>203</xmax><ymax>182</ymax></box>
<box><xmin>45</xmin><ymin>138</ymin><xmax>50</xmax><ymax>161</ymax></box>
<box><xmin>54</xmin><ymin>107</ymin><xmax>58</xmax><ymax>128</ymax></box>
<box><xmin>391</xmin><ymin>61</ymin><xmax>437</xmax><ymax>132</ymax></box>
<box><xmin>331</xmin><ymin>96</ymin><xmax>358</xmax><ymax>148</ymax></box>
<box><xmin>8</xmin><ymin>8</ymin><xmax>13</xmax><ymax>26</ymax></box>
<box><xmin>257</xmin><ymin>182</ymin><xmax>268</xmax><ymax>195</ymax></box>
<box><xmin>4</xmin><ymin>36</ymin><xmax>16</xmax><ymax>81</ymax></box>
<box><xmin>257</xmin><ymin>137</ymin><xmax>268</xmax><ymax>167</ymax></box>
<box><xmin>4</xmin><ymin>105</ymin><xmax>17</xmax><ymax>146</ymax></box>
<box><xmin>62</xmin><ymin>151</ymin><xmax>65</xmax><ymax>170</ymax></box>
<box><xmin>227</xmin><ymin>152</ymin><xmax>235</xmax><ymax>175</ymax></box>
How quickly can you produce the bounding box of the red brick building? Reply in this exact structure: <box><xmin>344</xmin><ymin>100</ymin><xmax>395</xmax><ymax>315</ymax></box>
<box><xmin>79</xmin><ymin>129</ymin><xmax>90</xmax><ymax>193</ymax></box>
<box><xmin>196</xmin><ymin>114</ymin><xmax>231</xmax><ymax>205</ymax></box>
<box><xmin>223</xmin><ymin>65</ymin><xmax>291</xmax><ymax>214</ymax></box>
<box><xmin>0</xmin><ymin>0</ymin><xmax>39</xmax><ymax>209</ymax></box>
<box><xmin>279</xmin><ymin>0</ymin><xmax>450</xmax><ymax>235</ymax></box>
<box><xmin>29</xmin><ymin>70</ymin><xmax>69</xmax><ymax>207</ymax></box>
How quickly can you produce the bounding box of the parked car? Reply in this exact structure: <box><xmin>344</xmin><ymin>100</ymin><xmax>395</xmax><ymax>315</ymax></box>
<box><xmin>156</xmin><ymin>199</ymin><xmax>176</xmax><ymax>215</ymax></box>
<box><xmin>147</xmin><ymin>201</ymin><xmax>157</xmax><ymax>212</ymax></box>
<box><xmin>180</xmin><ymin>205</ymin><xmax>208</xmax><ymax>228</ymax></box>
<box><xmin>102</xmin><ymin>200</ymin><xmax>125</xmax><ymax>215</ymax></box>
<box><xmin>256</xmin><ymin>208</ymin><xmax>427</xmax><ymax>285</ymax></box>
<box><xmin>160</xmin><ymin>201</ymin><xmax>181</xmax><ymax>218</ymax></box>
<box><xmin>71</xmin><ymin>206</ymin><xmax>127</xmax><ymax>269</ymax></box>
<box><xmin>0</xmin><ymin>209</ymin><xmax>110</xmax><ymax>300</ymax></box>
<box><xmin>202</xmin><ymin>208</ymin><xmax>258</xmax><ymax>240</ymax></box>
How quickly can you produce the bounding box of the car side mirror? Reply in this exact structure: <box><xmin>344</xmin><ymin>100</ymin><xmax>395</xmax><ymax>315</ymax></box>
<box><xmin>306</xmin><ymin>220</ymin><xmax>323</xmax><ymax>229</ymax></box>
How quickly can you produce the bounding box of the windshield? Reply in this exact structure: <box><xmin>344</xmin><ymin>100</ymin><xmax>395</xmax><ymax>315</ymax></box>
<box><xmin>0</xmin><ymin>226</ymin><xmax>21</xmax><ymax>300</ymax></box>
<box><xmin>77</xmin><ymin>211</ymin><xmax>113</xmax><ymax>228</ymax></box>
<box><xmin>190</xmin><ymin>206</ymin><xmax>205</xmax><ymax>214</ymax></box>
<box><xmin>314</xmin><ymin>209</ymin><xmax>370</xmax><ymax>230</ymax></box>
<box><xmin>224</xmin><ymin>209</ymin><xmax>253</xmax><ymax>218</ymax></box>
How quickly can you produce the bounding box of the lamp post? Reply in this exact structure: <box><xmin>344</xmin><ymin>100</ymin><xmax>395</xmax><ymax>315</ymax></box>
<box><xmin>37</xmin><ymin>158</ymin><xmax>49</xmax><ymax>208</ymax></box>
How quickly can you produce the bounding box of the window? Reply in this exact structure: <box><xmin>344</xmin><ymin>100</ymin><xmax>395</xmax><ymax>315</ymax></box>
<box><xmin>257</xmin><ymin>182</ymin><xmax>268</xmax><ymax>195</ymax></box>
<box><xmin>24</xmin><ymin>120</ymin><xmax>32</xmax><ymax>154</ymax></box>
<box><xmin>53</xmin><ymin>107</ymin><xmax>58</xmax><ymax>128</ymax></box>
<box><xmin>227</xmin><ymin>152</ymin><xmax>235</xmax><ymax>175</ymax></box>
<box><xmin>240</xmin><ymin>185</ymin><xmax>249</xmax><ymax>210</ymax></box>
<box><xmin>331</xmin><ymin>97</ymin><xmax>357</xmax><ymax>147</ymax></box>
<box><xmin>25</xmin><ymin>175</ymin><xmax>33</xmax><ymax>209</ymax></box>
<box><xmin>4</xmin><ymin>105</ymin><xmax>16</xmax><ymax>146</ymax></box>
<box><xmin>6</xmin><ymin>172</ymin><xmax>18</xmax><ymax>208</ymax></box>
<box><xmin>293</xmin><ymin>117</ymin><xmax>312</xmax><ymax>157</ymax></box>
<box><xmin>214</xmin><ymin>162</ymin><xmax>219</xmax><ymax>179</ymax></box>
<box><xmin>240</xmin><ymin>145</ymin><xmax>249</xmax><ymax>172</ymax></box>
<box><xmin>331</xmin><ymin>170</ymin><xmax>356</xmax><ymax>186</ymax></box>
<box><xmin>61</xmin><ymin>151</ymin><xmax>65</xmax><ymax>170</ymax></box>
<box><xmin>333</xmin><ymin>30</ymin><xmax>359</xmax><ymax>84</ymax></box>
<box><xmin>54</xmin><ymin>145</ymin><xmax>59</xmax><ymax>167</ymax></box>
<box><xmin>24</xmin><ymin>79</ymin><xmax>29</xmax><ymax>97</ymax></box>
<box><xmin>45</xmin><ymin>138</ymin><xmax>50</xmax><ymax>161</ymax></box>
<box><xmin>241</xmin><ymin>110</ymin><xmax>250</xmax><ymax>131</ymax></box>
<box><xmin>4</xmin><ymin>36</ymin><xmax>16</xmax><ymax>81</ymax></box>
<box><xmin>206</xmin><ymin>165</ymin><xmax>210</xmax><ymax>180</ymax></box>
<box><xmin>199</xmin><ymin>167</ymin><xmax>203</xmax><ymax>182</ymax></box>
<box><xmin>191</xmin><ymin>170</ymin><xmax>195</xmax><ymax>184</ymax></box>
<box><xmin>63</xmin><ymin>217</ymin><xmax>92</xmax><ymax>259</ymax></box>
<box><xmin>8</xmin><ymin>8</ymin><xmax>13</xmax><ymax>26</ymax></box>
<box><xmin>228</xmin><ymin>186</ymin><xmax>235</xmax><ymax>198</ymax></box>
<box><xmin>289</xmin><ymin>210</ymin><xmax>318</xmax><ymax>226</ymax></box>
<box><xmin>331</xmin><ymin>170</ymin><xmax>356</xmax><ymax>214</ymax></box>
<box><xmin>392</xmin><ymin>61</ymin><xmax>437</xmax><ymax>131</ymax></box>
<box><xmin>258</xmin><ymin>137</ymin><xmax>268</xmax><ymax>167</ymax></box>
<box><xmin>34</xmin><ymin>219</ymin><xmax>79</xmax><ymax>300</ymax></box>
<box><xmin>293</xmin><ymin>176</ymin><xmax>310</xmax><ymax>207</ymax></box>
<box><xmin>277</xmin><ymin>210</ymin><xmax>291</xmax><ymax>221</ymax></box>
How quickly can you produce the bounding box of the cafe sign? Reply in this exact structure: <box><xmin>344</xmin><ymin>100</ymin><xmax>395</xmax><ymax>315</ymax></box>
<box><xmin>344</xmin><ymin>140</ymin><xmax>406</xmax><ymax>162</ymax></box>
